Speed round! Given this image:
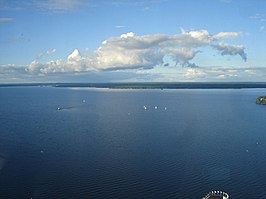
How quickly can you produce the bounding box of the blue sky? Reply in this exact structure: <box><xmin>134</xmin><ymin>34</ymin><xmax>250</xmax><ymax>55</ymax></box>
<box><xmin>0</xmin><ymin>0</ymin><xmax>266</xmax><ymax>83</ymax></box>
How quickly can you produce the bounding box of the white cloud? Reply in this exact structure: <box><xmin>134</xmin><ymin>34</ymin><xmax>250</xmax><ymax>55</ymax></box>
<box><xmin>27</xmin><ymin>49</ymin><xmax>93</xmax><ymax>74</ymax></box>
<box><xmin>26</xmin><ymin>29</ymin><xmax>247</xmax><ymax>74</ymax></box>
<box><xmin>84</xmin><ymin>47</ymin><xmax>89</xmax><ymax>52</ymax></box>
<box><xmin>0</xmin><ymin>64</ymin><xmax>25</xmax><ymax>74</ymax></box>
<box><xmin>0</xmin><ymin>18</ymin><xmax>14</xmax><ymax>23</ymax></box>
<box><xmin>213</xmin><ymin>32</ymin><xmax>241</xmax><ymax>39</ymax></box>
<box><xmin>135</xmin><ymin>66</ymin><xmax>266</xmax><ymax>82</ymax></box>
<box><xmin>115</xmin><ymin>25</ymin><xmax>127</xmax><ymax>28</ymax></box>
<box><xmin>36</xmin><ymin>49</ymin><xmax>56</xmax><ymax>59</ymax></box>
<box><xmin>185</xmin><ymin>68</ymin><xmax>207</xmax><ymax>79</ymax></box>
<box><xmin>0</xmin><ymin>64</ymin><xmax>31</xmax><ymax>83</ymax></box>
<box><xmin>120</xmin><ymin>32</ymin><xmax>135</xmax><ymax>38</ymax></box>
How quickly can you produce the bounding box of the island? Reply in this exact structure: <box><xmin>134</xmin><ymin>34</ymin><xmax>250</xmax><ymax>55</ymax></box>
<box><xmin>256</xmin><ymin>96</ymin><xmax>266</xmax><ymax>105</ymax></box>
<box><xmin>1</xmin><ymin>82</ymin><xmax>266</xmax><ymax>90</ymax></box>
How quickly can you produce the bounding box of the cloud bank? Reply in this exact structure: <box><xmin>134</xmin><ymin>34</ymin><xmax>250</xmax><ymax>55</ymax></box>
<box><xmin>134</xmin><ymin>66</ymin><xmax>266</xmax><ymax>82</ymax></box>
<box><xmin>26</xmin><ymin>29</ymin><xmax>247</xmax><ymax>74</ymax></box>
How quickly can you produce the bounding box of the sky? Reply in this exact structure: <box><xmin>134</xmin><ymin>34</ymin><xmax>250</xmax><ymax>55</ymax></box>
<box><xmin>0</xmin><ymin>0</ymin><xmax>266</xmax><ymax>83</ymax></box>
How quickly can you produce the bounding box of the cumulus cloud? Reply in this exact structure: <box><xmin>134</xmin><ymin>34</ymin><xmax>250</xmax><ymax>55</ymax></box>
<box><xmin>92</xmin><ymin>29</ymin><xmax>246</xmax><ymax>69</ymax></box>
<box><xmin>36</xmin><ymin>49</ymin><xmax>56</xmax><ymax>59</ymax></box>
<box><xmin>27</xmin><ymin>49</ymin><xmax>93</xmax><ymax>74</ymax></box>
<box><xmin>26</xmin><ymin>29</ymin><xmax>247</xmax><ymax>74</ymax></box>
<box><xmin>185</xmin><ymin>68</ymin><xmax>207</xmax><ymax>79</ymax></box>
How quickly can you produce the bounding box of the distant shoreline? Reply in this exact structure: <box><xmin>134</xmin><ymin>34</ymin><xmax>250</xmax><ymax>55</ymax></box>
<box><xmin>1</xmin><ymin>82</ymin><xmax>266</xmax><ymax>89</ymax></box>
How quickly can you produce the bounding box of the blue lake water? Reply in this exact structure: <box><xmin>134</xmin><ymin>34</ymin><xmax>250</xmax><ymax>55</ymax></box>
<box><xmin>0</xmin><ymin>87</ymin><xmax>266</xmax><ymax>198</ymax></box>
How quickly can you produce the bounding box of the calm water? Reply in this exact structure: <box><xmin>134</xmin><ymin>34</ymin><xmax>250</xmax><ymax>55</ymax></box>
<box><xmin>0</xmin><ymin>87</ymin><xmax>266</xmax><ymax>198</ymax></box>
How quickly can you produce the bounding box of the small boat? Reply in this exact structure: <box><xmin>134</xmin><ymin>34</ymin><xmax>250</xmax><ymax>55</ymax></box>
<box><xmin>57</xmin><ymin>107</ymin><xmax>62</xmax><ymax>111</ymax></box>
<box><xmin>202</xmin><ymin>191</ymin><xmax>229</xmax><ymax>199</ymax></box>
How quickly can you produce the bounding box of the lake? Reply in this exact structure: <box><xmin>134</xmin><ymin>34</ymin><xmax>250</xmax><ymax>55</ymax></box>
<box><xmin>0</xmin><ymin>87</ymin><xmax>266</xmax><ymax>198</ymax></box>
